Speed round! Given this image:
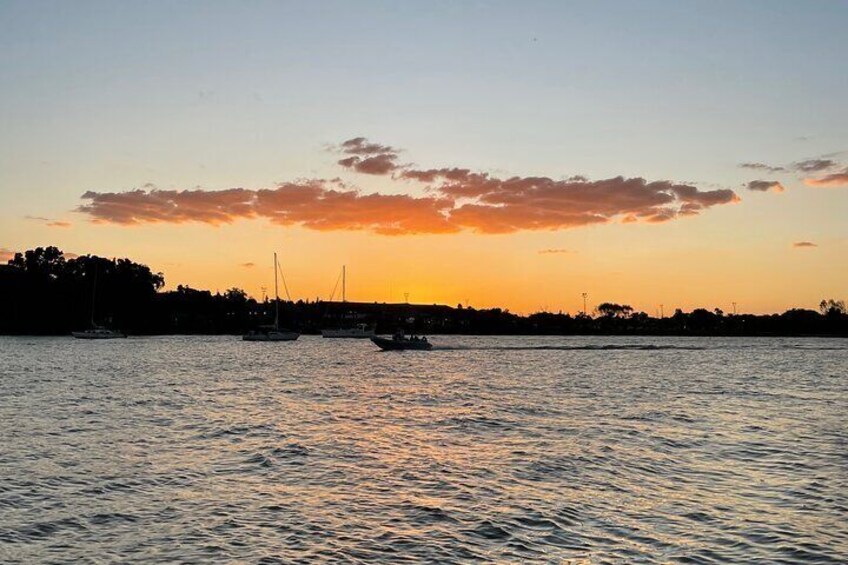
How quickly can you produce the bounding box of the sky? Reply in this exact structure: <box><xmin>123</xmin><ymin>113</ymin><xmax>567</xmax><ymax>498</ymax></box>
<box><xmin>1</xmin><ymin>0</ymin><xmax>846</xmax><ymax>315</ymax></box>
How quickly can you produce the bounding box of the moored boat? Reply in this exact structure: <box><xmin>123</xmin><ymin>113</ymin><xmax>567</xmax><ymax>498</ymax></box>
<box><xmin>72</xmin><ymin>326</ymin><xmax>126</xmax><ymax>339</ymax></box>
<box><xmin>321</xmin><ymin>266</ymin><xmax>375</xmax><ymax>338</ymax></box>
<box><xmin>243</xmin><ymin>252</ymin><xmax>300</xmax><ymax>342</ymax></box>
<box><xmin>322</xmin><ymin>323</ymin><xmax>375</xmax><ymax>339</ymax></box>
<box><xmin>73</xmin><ymin>265</ymin><xmax>125</xmax><ymax>339</ymax></box>
<box><xmin>243</xmin><ymin>328</ymin><xmax>299</xmax><ymax>342</ymax></box>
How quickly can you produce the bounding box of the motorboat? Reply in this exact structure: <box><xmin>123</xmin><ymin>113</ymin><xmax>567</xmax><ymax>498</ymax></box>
<box><xmin>371</xmin><ymin>332</ymin><xmax>433</xmax><ymax>351</ymax></box>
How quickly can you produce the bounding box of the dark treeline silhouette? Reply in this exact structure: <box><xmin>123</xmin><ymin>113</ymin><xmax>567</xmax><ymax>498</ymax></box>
<box><xmin>1</xmin><ymin>247</ymin><xmax>846</xmax><ymax>336</ymax></box>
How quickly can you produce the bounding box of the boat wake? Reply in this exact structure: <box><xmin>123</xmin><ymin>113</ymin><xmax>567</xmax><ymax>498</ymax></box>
<box><xmin>432</xmin><ymin>344</ymin><xmax>707</xmax><ymax>351</ymax></box>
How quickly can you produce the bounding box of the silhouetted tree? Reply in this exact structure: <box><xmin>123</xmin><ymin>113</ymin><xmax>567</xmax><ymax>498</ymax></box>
<box><xmin>2</xmin><ymin>246</ymin><xmax>846</xmax><ymax>336</ymax></box>
<box><xmin>597</xmin><ymin>302</ymin><xmax>633</xmax><ymax>318</ymax></box>
<box><xmin>820</xmin><ymin>299</ymin><xmax>847</xmax><ymax>316</ymax></box>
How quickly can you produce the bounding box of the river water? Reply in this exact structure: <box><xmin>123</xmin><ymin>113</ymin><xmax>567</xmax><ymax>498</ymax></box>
<box><xmin>1</xmin><ymin>335</ymin><xmax>846</xmax><ymax>563</ymax></box>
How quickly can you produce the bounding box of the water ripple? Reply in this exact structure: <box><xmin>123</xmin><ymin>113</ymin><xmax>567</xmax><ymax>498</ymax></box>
<box><xmin>0</xmin><ymin>335</ymin><xmax>846</xmax><ymax>563</ymax></box>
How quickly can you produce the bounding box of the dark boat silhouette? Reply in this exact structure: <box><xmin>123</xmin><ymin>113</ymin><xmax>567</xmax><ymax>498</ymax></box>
<box><xmin>73</xmin><ymin>265</ymin><xmax>125</xmax><ymax>339</ymax></box>
<box><xmin>243</xmin><ymin>252</ymin><xmax>300</xmax><ymax>342</ymax></box>
<box><xmin>73</xmin><ymin>325</ymin><xmax>126</xmax><ymax>339</ymax></box>
<box><xmin>371</xmin><ymin>331</ymin><xmax>433</xmax><ymax>351</ymax></box>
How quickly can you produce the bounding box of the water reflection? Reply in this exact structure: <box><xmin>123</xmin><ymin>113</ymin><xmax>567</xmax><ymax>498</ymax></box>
<box><xmin>0</xmin><ymin>335</ymin><xmax>846</xmax><ymax>563</ymax></box>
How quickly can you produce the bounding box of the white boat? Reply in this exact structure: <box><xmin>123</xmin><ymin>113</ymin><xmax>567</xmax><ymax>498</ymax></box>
<box><xmin>243</xmin><ymin>328</ymin><xmax>300</xmax><ymax>342</ymax></box>
<box><xmin>321</xmin><ymin>266</ymin><xmax>375</xmax><ymax>338</ymax></box>
<box><xmin>73</xmin><ymin>266</ymin><xmax>126</xmax><ymax>339</ymax></box>
<box><xmin>322</xmin><ymin>323</ymin><xmax>375</xmax><ymax>339</ymax></box>
<box><xmin>243</xmin><ymin>252</ymin><xmax>300</xmax><ymax>342</ymax></box>
<box><xmin>72</xmin><ymin>326</ymin><xmax>126</xmax><ymax>339</ymax></box>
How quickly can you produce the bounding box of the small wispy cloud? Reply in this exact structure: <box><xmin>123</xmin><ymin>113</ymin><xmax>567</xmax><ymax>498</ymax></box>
<box><xmin>745</xmin><ymin>180</ymin><xmax>785</xmax><ymax>193</ymax></box>
<box><xmin>793</xmin><ymin>241</ymin><xmax>817</xmax><ymax>248</ymax></box>
<box><xmin>25</xmin><ymin>215</ymin><xmax>72</xmax><ymax>228</ymax></box>
<box><xmin>240</xmin><ymin>262</ymin><xmax>256</xmax><ymax>268</ymax></box>
<box><xmin>794</xmin><ymin>159</ymin><xmax>837</xmax><ymax>172</ymax></box>
<box><xmin>336</xmin><ymin>137</ymin><xmax>401</xmax><ymax>175</ymax></box>
<box><xmin>538</xmin><ymin>248</ymin><xmax>575</xmax><ymax>254</ymax></box>
<box><xmin>803</xmin><ymin>168</ymin><xmax>848</xmax><ymax>188</ymax></box>
<box><xmin>739</xmin><ymin>162</ymin><xmax>785</xmax><ymax>173</ymax></box>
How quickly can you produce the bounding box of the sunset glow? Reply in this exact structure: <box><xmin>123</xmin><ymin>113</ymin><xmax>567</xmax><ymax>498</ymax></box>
<box><xmin>1</xmin><ymin>2</ymin><xmax>846</xmax><ymax>315</ymax></box>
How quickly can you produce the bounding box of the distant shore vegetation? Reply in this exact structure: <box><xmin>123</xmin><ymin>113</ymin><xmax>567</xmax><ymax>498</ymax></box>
<box><xmin>1</xmin><ymin>247</ymin><xmax>845</xmax><ymax>337</ymax></box>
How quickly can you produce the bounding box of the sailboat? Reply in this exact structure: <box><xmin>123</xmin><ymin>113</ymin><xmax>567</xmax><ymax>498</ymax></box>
<box><xmin>322</xmin><ymin>323</ymin><xmax>375</xmax><ymax>339</ymax></box>
<box><xmin>72</xmin><ymin>264</ymin><xmax>126</xmax><ymax>339</ymax></box>
<box><xmin>243</xmin><ymin>252</ymin><xmax>300</xmax><ymax>342</ymax></box>
<box><xmin>321</xmin><ymin>265</ymin><xmax>375</xmax><ymax>338</ymax></box>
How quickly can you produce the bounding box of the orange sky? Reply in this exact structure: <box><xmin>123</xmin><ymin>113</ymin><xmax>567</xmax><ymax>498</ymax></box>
<box><xmin>1</xmin><ymin>4</ymin><xmax>846</xmax><ymax>315</ymax></box>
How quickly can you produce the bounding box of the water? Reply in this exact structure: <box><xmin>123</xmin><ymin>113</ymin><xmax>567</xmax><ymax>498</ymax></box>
<box><xmin>1</xmin><ymin>335</ymin><xmax>846</xmax><ymax>564</ymax></box>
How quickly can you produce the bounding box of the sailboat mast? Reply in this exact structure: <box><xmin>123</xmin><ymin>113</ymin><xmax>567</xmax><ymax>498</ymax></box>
<box><xmin>274</xmin><ymin>252</ymin><xmax>280</xmax><ymax>330</ymax></box>
<box><xmin>90</xmin><ymin>264</ymin><xmax>98</xmax><ymax>327</ymax></box>
<box><xmin>342</xmin><ymin>265</ymin><xmax>346</xmax><ymax>303</ymax></box>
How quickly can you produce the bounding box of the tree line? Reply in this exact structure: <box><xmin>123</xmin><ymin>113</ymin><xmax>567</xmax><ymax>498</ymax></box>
<box><xmin>1</xmin><ymin>246</ymin><xmax>845</xmax><ymax>336</ymax></box>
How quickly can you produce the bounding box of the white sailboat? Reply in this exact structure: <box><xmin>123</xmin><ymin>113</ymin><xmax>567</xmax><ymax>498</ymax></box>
<box><xmin>72</xmin><ymin>326</ymin><xmax>127</xmax><ymax>339</ymax></box>
<box><xmin>72</xmin><ymin>264</ymin><xmax>126</xmax><ymax>339</ymax></box>
<box><xmin>322</xmin><ymin>323</ymin><xmax>375</xmax><ymax>339</ymax></box>
<box><xmin>321</xmin><ymin>265</ymin><xmax>375</xmax><ymax>338</ymax></box>
<box><xmin>243</xmin><ymin>252</ymin><xmax>300</xmax><ymax>342</ymax></box>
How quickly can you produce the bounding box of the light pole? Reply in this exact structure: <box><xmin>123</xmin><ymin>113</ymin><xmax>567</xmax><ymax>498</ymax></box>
<box><xmin>582</xmin><ymin>292</ymin><xmax>588</xmax><ymax>316</ymax></box>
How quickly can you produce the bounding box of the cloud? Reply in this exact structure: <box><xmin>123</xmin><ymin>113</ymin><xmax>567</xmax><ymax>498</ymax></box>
<box><xmin>803</xmin><ymin>168</ymin><xmax>848</xmax><ymax>188</ymax></box>
<box><xmin>240</xmin><ymin>262</ymin><xmax>256</xmax><ymax>268</ymax></box>
<box><xmin>80</xmin><ymin>181</ymin><xmax>458</xmax><ymax>235</ymax></box>
<box><xmin>79</xmin><ymin>186</ymin><xmax>261</xmax><ymax>225</ymax></box>
<box><xmin>78</xmin><ymin>138</ymin><xmax>742</xmax><ymax>235</ymax></box>
<box><xmin>746</xmin><ymin>180</ymin><xmax>785</xmax><ymax>192</ymax></box>
<box><xmin>739</xmin><ymin>162</ymin><xmax>785</xmax><ymax>173</ymax></box>
<box><xmin>337</xmin><ymin>137</ymin><xmax>401</xmax><ymax>175</ymax></box>
<box><xmin>538</xmin><ymin>248</ymin><xmax>574</xmax><ymax>254</ymax></box>
<box><xmin>338</xmin><ymin>154</ymin><xmax>399</xmax><ymax>175</ymax></box>
<box><xmin>340</xmin><ymin>137</ymin><xmax>398</xmax><ymax>156</ymax></box>
<box><xmin>403</xmin><ymin>169</ymin><xmax>739</xmax><ymax>233</ymax></box>
<box><xmin>25</xmin><ymin>215</ymin><xmax>73</xmax><ymax>227</ymax></box>
<box><xmin>794</xmin><ymin>159</ymin><xmax>837</xmax><ymax>172</ymax></box>
<box><xmin>793</xmin><ymin>241</ymin><xmax>817</xmax><ymax>248</ymax></box>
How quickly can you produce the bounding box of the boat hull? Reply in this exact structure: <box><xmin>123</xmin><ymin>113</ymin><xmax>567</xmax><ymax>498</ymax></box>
<box><xmin>371</xmin><ymin>336</ymin><xmax>433</xmax><ymax>351</ymax></box>
<box><xmin>72</xmin><ymin>331</ymin><xmax>126</xmax><ymax>339</ymax></box>
<box><xmin>322</xmin><ymin>328</ymin><xmax>375</xmax><ymax>339</ymax></box>
<box><xmin>243</xmin><ymin>331</ymin><xmax>300</xmax><ymax>342</ymax></box>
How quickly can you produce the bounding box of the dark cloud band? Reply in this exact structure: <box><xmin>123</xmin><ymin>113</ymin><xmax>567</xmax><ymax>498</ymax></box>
<box><xmin>78</xmin><ymin>138</ymin><xmax>741</xmax><ymax>235</ymax></box>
